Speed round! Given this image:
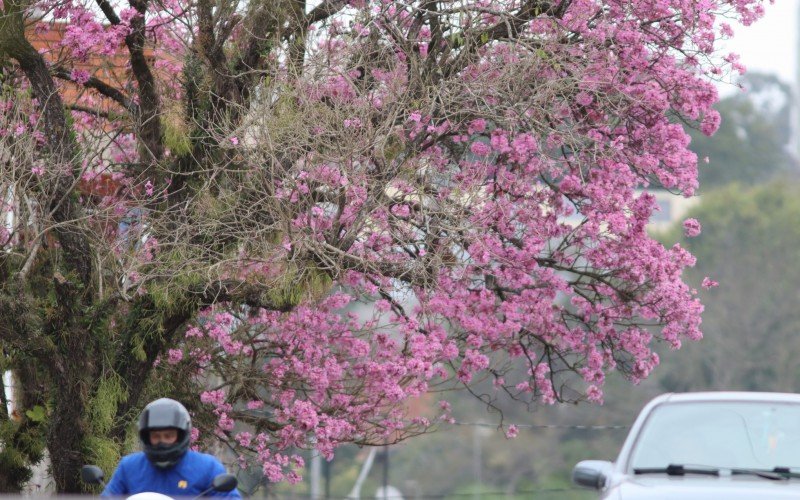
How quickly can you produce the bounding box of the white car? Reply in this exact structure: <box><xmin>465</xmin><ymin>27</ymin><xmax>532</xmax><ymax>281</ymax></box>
<box><xmin>572</xmin><ymin>392</ymin><xmax>800</xmax><ymax>499</ymax></box>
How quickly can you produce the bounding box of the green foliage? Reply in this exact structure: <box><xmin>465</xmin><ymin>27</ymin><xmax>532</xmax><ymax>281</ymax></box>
<box><xmin>149</xmin><ymin>275</ymin><xmax>200</xmax><ymax>318</ymax></box>
<box><xmin>689</xmin><ymin>73</ymin><xmax>798</xmax><ymax>189</ymax></box>
<box><xmin>0</xmin><ymin>418</ymin><xmax>46</xmax><ymax>492</ymax></box>
<box><xmin>449</xmin><ymin>475</ymin><xmax>591</xmax><ymax>499</ymax></box>
<box><xmin>655</xmin><ymin>180</ymin><xmax>800</xmax><ymax>392</ymax></box>
<box><xmin>88</xmin><ymin>374</ymin><xmax>128</xmax><ymax>436</ymax></box>
<box><xmin>24</xmin><ymin>406</ymin><xmax>46</xmax><ymax>423</ymax></box>
<box><xmin>62</xmin><ymin>105</ymin><xmax>79</xmax><ymax>155</ymax></box>
<box><xmin>0</xmin><ymin>428</ymin><xmax>34</xmax><ymax>491</ymax></box>
<box><xmin>448</xmin><ymin>32</ymin><xmax>465</xmax><ymax>48</ymax></box>
<box><xmin>264</xmin><ymin>90</ymin><xmax>329</xmax><ymax>147</ymax></box>
<box><xmin>163</xmin><ymin>106</ymin><xmax>192</xmax><ymax>156</ymax></box>
<box><xmin>266</xmin><ymin>263</ymin><xmax>333</xmax><ymax>310</ymax></box>
<box><xmin>82</xmin><ymin>435</ymin><xmax>120</xmax><ymax>485</ymax></box>
<box><xmin>121</xmin><ymin>289</ymin><xmax>199</xmax><ymax>363</ymax></box>
<box><xmin>381</xmin><ymin>134</ymin><xmax>405</xmax><ymax>164</ymax></box>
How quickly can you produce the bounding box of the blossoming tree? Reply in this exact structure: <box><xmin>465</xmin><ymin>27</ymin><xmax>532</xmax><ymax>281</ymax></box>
<box><xmin>0</xmin><ymin>0</ymin><xmax>764</xmax><ymax>492</ymax></box>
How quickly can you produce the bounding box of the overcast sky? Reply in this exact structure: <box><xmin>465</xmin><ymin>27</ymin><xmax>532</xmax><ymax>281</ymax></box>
<box><xmin>721</xmin><ymin>1</ymin><xmax>797</xmax><ymax>93</ymax></box>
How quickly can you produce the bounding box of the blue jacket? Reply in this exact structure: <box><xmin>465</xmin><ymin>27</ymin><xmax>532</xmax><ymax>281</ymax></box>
<box><xmin>101</xmin><ymin>450</ymin><xmax>241</xmax><ymax>497</ymax></box>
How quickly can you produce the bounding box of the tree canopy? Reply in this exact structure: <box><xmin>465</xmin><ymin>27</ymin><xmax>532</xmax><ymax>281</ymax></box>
<box><xmin>0</xmin><ymin>0</ymin><xmax>766</xmax><ymax>492</ymax></box>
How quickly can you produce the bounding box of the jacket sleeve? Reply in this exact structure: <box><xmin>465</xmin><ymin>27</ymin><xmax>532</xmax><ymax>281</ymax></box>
<box><xmin>101</xmin><ymin>460</ymin><xmax>129</xmax><ymax>497</ymax></box>
<box><xmin>208</xmin><ymin>458</ymin><xmax>241</xmax><ymax>498</ymax></box>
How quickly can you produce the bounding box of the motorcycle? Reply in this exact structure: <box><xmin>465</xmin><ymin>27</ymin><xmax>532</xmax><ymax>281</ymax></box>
<box><xmin>81</xmin><ymin>464</ymin><xmax>238</xmax><ymax>499</ymax></box>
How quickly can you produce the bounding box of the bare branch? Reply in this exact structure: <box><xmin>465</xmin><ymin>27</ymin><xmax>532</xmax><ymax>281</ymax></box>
<box><xmin>52</xmin><ymin>68</ymin><xmax>134</xmax><ymax>111</ymax></box>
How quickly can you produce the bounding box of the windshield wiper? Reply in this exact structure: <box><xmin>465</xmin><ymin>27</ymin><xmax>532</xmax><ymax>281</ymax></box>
<box><xmin>730</xmin><ymin>468</ymin><xmax>787</xmax><ymax>481</ymax></box>
<box><xmin>771</xmin><ymin>467</ymin><xmax>800</xmax><ymax>479</ymax></box>
<box><xmin>633</xmin><ymin>464</ymin><xmax>719</xmax><ymax>476</ymax></box>
<box><xmin>634</xmin><ymin>464</ymin><xmax>788</xmax><ymax>481</ymax></box>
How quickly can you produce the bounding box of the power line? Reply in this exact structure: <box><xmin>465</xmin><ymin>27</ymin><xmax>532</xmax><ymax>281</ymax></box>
<box><xmin>449</xmin><ymin>420</ymin><xmax>628</xmax><ymax>430</ymax></box>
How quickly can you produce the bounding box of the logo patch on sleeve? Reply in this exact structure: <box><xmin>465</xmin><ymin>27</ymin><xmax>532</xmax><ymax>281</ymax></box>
<box><xmin>178</xmin><ymin>480</ymin><xmax>188</xmax><ymax>489</ymax></box>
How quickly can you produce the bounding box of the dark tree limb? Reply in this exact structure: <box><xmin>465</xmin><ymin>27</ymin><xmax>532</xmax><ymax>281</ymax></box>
<box><xmin>95</xmin><ymin>0</ymin><xmax>122</xmax><ymax>25</ymax></box>
<box><xmin>124</xmin><ymin>0</ymin><xmax>164</xmax><ymax>165</ymax></box>
<box><xmin>0</xmin><ymin>6</ymin><xmax>93</xmax><ymax>285</ymax></box>
<box><xmin>52</xmin><ymin>68</ymin><xmax>134</xmax><ymax>111</ymax></box>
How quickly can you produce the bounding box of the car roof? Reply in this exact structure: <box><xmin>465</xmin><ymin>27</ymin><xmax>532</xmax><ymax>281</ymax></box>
<box><xmin>654</xmin><ymin>391</ymin><xmax>800</xmax><ymax>404</ymax></box>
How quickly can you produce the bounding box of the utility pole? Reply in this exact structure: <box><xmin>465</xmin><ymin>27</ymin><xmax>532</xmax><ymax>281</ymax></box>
<box><xmin>796</xmin><ymin>4</ymin><xmax>800</xmax><ymax>161</ymax></box>
<box><xmin>471</xmin><ymin>424</ymin><xmax>491</xmax><ymax>500</ymax></box>
<box><xmin>324</xmin><ymin>456</ymin><xmax>331</xmax><ymax>499</ymax></box>
<box><xmin>472</xmin><ymin>425</ymin><xmax>482</xmax><ymax>500</ymax></box>
<box><xmin>381</xmin><ymin>445</ymin><xmax>390</xmax><ymax>499</ymax></box>
<box><xmin>346</xmin><ymin>448</ymin><xmax>377</xmax><ymax>499</ymax></box>
<box><xmin>310</xmin><ymin>450</ymin><xmax>322</xmax><ymax>499</ymax></box>
<box><xmin>790</xmin><ymin>3</ymin><xmax>800</xmax><ymax>162</ymax></box>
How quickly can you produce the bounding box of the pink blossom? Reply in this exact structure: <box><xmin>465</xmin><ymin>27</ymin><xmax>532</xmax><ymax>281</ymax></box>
<box><xmin>390</xmin><ymin>204</ymin><xmax>410</xmax><ymax>217</ymax></box>
<box><xmin>70</xmin><ymin>69</ymin><xmax>91</xmax><ymax>84</ymax></box>
<box><xmin>575</xmin><ymin>91</ymin><xmax>593</xmax><ymax>106</ymax></box>
<box><xmin>236</xmin><ymin>432</ymin><xmax>253</xmax><ymax>447</ymax></box>
<box><xmin>700</xmin><ymin>110</ymin><xmax>722</xmax><ymax>136</ymax></box>
<box><xmin>246</xmin><ymin>400</ymin><xmax>265</xmax><ymax>410</ymax></box>
<box><xmin>683</xmin><ymin>218</ymin><xmax>702</xmax><ymax>237</ymax></box>
<box><xmin>470</xmin><ymin>141</ymin><xmax>491</xmax><ymax>157</ymax></box>
<box><xmin>505</xmin><ymin>424</ymin><xmax>519</xmax><ymax>439</ymax></box>
<box><xmin>701</xmin><ymin>277</ymin><xmax>719</xmax><ymax>289</ymax></box>
<box><xmin>200</xmin><ymin>389</ymin><xmax>226</xmax><ymax>407</ymax></box>
<box><xmin>586</xmin><ymin>385</ymin><xmax>604</xmax><ymax>404</ymax></box>
<box><xmin>468</xmin><ymin>119</ymin><xmax>487</xmax><ymax>135</ymax></box>
<box><xmin>218</xmin><ymin>413</ymin><xmax>235</xmax><ymax>431</ymax></box>
<box><xmin>167</xmin><ymin>349</ymin><xmax>183</xmax><ymax>364</ymax></box>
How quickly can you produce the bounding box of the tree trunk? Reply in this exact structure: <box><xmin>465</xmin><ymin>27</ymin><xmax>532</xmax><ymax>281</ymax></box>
<box><xmin>47</xmin><ymin>378</ymin><xmax>89</xmax><ymax>493</ymax></box>
<box><xmin>45</xmin><ymin>294</ymin><xmax>94</xmax><ymax>493</ymax></box>
<box><xmin>1</xmin><ymin>7</ymin><xmax>95</xmax><ymax>493</ymax></box>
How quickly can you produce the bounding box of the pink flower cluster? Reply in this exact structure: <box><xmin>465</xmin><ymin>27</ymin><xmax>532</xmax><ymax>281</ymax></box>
<box><xmin>185</xmin><ymin>0</ymin><xmax>760</xmax><ymax>477</ymax></box>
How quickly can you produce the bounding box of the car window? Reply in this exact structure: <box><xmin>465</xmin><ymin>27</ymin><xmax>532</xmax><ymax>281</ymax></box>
<box><xmin>628</xmin><ymin>401</ymin><xmax>800</xmax><ymax>470</ymax></box>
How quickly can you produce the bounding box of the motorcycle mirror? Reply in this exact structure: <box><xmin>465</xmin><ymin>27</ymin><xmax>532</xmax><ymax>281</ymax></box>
<box><xmin>81</xmin><ymin>465</ymin><xmax>105</xmax><ymax>485</ymax></box>
<box><xmin>211</xmin><ymin>473</ymin><xmax>238</xmax><ymax>492</ymax></box>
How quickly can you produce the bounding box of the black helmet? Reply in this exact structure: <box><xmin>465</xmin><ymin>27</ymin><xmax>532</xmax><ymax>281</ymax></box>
<box><xmin>138</xmin><ymin>398</ymin><xmax>192</xmax><ymax>469</ymax></box>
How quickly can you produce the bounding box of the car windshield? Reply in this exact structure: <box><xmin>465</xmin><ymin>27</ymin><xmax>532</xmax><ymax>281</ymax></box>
<box><xmin>628</xmin><ymin>401</ymin><xmax>800</xmax><ymax>471</ymax></box>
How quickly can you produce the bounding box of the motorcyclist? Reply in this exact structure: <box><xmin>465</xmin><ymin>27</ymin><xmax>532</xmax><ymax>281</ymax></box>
<box><xmin>101</xmin><ymin>398</ymin><xmax>241</xmax><ymax>497</ymax></box>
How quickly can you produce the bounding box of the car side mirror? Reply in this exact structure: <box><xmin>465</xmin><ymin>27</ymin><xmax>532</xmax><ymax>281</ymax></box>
<box><xmin>81</xmin><ymin>465</ymin><xmax>105</xmax><ymax>485</ymax></box>
<box><xmin>572</xmin><ymin>460</ymin><xmax>613</xmax><ymax>489</ymax></box>
<box><xmin>212</xmin><ymin>473</ymin><xmax>238</xmax><ymax>492</ymax></box>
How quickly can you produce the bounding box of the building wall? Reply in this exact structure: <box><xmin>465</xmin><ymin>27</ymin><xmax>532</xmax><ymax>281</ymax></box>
<box><xmin>561</xmin><ymin>189</ymin><xmax>699</xmax><ymax>232</ymax></box>
<box><xmin>648</xmin><ymin>190</ymin><xmax>700</xmax><ymax>233</ymax></box>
